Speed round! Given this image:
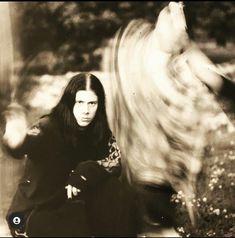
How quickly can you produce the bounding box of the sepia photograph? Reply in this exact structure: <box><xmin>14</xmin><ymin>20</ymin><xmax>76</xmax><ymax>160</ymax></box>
<box><xmin>0</xmin><ymin>1</ymin><xmax>234</xmax><ymax>237</ymax></box>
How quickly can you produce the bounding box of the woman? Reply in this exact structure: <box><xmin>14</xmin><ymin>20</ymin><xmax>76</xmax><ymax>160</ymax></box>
<box><xmin>3</xmin><ymin>73</ymin><xmax>138</xmax><ymax>237</ymax></box>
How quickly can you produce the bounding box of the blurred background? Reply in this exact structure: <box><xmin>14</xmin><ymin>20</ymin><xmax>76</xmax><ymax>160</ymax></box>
<box><xmin>0</xmin><ymin>1</ymin><xmax>234</xmax><ymax>236</ymax></box>
<box><xmin>3</xmin><ymin>1</ymin><xmax>235</xmax><ymax>111</ymax></box>
<box><xmin>10</xmin><ymin>1</ymin><xmax>235</xmax><ymax>75</ymax></box>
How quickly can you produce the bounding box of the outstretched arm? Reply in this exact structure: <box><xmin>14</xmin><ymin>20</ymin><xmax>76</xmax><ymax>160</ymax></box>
<box><xmin>186</xmin><ymin>44</ymin><xmax>235</xmax><ymax>104</ymax></box>
<box><xmin>3</xmin><ymin>102</ymin><xmax>28</xmax><ymax>150</ymax></box>
<box><xmin>3</xmin><ymin>104</ymin><xmax>46</xmax><ymax>159</ymax></box>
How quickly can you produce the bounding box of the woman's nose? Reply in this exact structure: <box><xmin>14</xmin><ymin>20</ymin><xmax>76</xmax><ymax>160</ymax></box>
<box><xmin>83</xmin><ymin>104</ymin><xmax>89</xmax><ymax>114</ymax></box>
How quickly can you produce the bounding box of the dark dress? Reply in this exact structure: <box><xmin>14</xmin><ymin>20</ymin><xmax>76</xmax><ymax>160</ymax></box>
<box><xmin>5</xmin><ymin>115</ymin><xmax>138</xmax><ymax>237</ymax></box>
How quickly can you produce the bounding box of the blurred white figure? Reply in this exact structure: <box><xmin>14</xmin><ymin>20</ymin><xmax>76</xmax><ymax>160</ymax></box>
<box><xmin>103</xmin><ymin>1</ymin><xmax>231</xmax><ymax>229</ymax></box>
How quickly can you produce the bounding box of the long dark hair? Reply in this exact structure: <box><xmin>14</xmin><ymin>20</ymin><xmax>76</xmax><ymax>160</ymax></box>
<box><xmin>50</xmin><ymin>72</ymin><xmax>111</xmax><ymax>148</ymax></box>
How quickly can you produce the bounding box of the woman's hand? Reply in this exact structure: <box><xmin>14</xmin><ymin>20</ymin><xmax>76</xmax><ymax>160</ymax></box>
<box><xmin>3</xmin><ymin>102</ymin><xmax>28</xmax><ymax>149</ymax></box>
<box><xmin>65</xmin><ymin>184</ymin><xmax>81</xmax><ymax>199</ymax></box>
<box><xmin>65</xmin><ymin>174</ymin><xmax>87</xmax><ymax>199</ymax></box>
<box><xmin>66</xmin><ymin>161</ymin><xmax>110</xmax><ymax>195</ymax></box>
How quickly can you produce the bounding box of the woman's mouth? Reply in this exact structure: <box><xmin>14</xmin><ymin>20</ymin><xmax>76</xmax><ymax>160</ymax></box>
<box><xmin>82</xmin><ymin>118</ymin><xmax>90</xmax><ymax>121</ymax></box>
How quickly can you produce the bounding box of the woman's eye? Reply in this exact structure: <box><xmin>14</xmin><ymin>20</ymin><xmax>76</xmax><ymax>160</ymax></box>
<box><xmin>76</xmin><ymin>101</ymin><xmax>83</xmax><ymax>104</ymax></box>
<box><xmin>89</xmin><ymin>102</ymin><xmax>97</xmax><ymax>105</ymax></box>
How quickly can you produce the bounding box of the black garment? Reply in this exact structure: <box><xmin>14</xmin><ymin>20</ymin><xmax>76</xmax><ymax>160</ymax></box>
<box><xmin>4</xmin><ymin>115</ymin><xmax>138</xmax><ymax>236</ymax></box>
<box><xmin>135</xmin><ymin>184</ymin><xmax>176</xmax><ymax>229</ymax></box>
<box><xmin>26</xmin><ymin>177</ymin><xmax>138</xmax><ymax>237</ymax></box>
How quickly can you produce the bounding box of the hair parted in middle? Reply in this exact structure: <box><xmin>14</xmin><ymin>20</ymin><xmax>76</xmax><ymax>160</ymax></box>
<box><xmin>51</xmin><ymin>72</ymin><xmax>111</xmax><ymax>147</ymax></box>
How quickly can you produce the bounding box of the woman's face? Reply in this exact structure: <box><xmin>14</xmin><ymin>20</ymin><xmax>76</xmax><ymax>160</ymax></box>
<box><xmin>73</xmin><ymin>90</ymin><xmax>98</xmax><ymax>127</ymax></box>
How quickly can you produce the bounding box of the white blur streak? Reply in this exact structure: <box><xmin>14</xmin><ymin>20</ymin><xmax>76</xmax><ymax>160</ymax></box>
<box><xmin>3</xmin><ymin>102</ymin><xmax>28</xmax><ymax>149</ymax></box>
<box><xmin>102</xmin><ymin>2</ymin><xmax>226</xmax><ymax>224</ymax></box>
<box><xmin>0</xmin><ymin>2</ymin><xmax>15</xmax><ymax>98</ymax></box>
<box><xmin>0</xmin><ymin>3</ymin><xmax>27</xmax><ymax>153</ymax></box>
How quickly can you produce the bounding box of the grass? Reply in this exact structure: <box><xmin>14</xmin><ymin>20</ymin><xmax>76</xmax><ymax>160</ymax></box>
<box><xmin>172</xmin><ymin>125</ymin><xmax>235</xmax><ymax>237</ymax></box>
<box><xmin>171</xmin><ymin>63</ymin><xmax>235</xmax><ymax>236</ymax></box>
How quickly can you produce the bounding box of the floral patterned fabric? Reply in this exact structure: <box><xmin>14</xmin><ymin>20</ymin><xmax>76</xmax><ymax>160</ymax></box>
<box><xmin>97</xmin><ymin>135</ymin><xmax>121</xmax><ymax>173</ymax></box>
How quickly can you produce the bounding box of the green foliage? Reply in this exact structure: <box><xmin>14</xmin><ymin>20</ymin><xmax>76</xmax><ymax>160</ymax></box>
<box><xmin>11</xmin><ymin>1</ymin><xmax>235</xmax><ymax>74</ymax></box>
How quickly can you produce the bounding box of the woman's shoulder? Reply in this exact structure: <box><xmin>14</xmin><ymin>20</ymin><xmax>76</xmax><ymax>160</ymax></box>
<box><xmin>28</xmin><ymin>114</ymin><xmax>59</xmax><ymax>136</ymax></box>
